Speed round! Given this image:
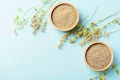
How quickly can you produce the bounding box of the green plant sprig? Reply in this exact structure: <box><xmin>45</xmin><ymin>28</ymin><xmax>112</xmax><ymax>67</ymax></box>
<box><xmin>90</xmin><ymin>63</ymin><xmax>120</xmax><ymax>80</ymax></box>
<box><xmin>40</xmin><ymin>0</ymin><xmax>60</xmax><ymax>32</ymax></box>
<box><xmin>57</xmin><ymin>10</ymin><xmax>120</xmax><ymax>48</ymax></box>
<box><xmin>57</xmin><ymin>32</ymin><xmax>71</xmax><ymax>48</ymax></box>
<box><xmin>80</xmin><ymin>17</ymin><xmax>120</xmax><ymax>46</ymax></box>
<box><xmin>14</xmin><ymin>0</ymin><xmax>60</xmax><ymax>35</ymax></box>
<box><xmin>14</xmin><ymin>8</ymin><xmax>33</xmax><ymax>35</ymax></box>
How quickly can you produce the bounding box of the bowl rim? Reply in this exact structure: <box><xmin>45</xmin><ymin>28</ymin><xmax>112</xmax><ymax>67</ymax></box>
<box><xmin>84</xmin><ymin>42</ymin><xmax>114</xmax><ymax>71</ymax></box>
<box><xmin>50</xmin><ymin>2</ymin><xmax>79</xmax><ymax>31</ymax></box>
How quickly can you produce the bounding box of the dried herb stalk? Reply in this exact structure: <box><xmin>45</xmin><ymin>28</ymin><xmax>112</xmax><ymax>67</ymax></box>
<box><xmin>14</xmin><ymin>0</ymin><xmax>60</xmax><ymax>35</ymax></box>
<box><xmin>58</xmin><ymin>10</ymin><xmax>120</xmax><ymax>48</ymax></box>
<box><xmin>57</xmin><ymin>32</ymin><xmax>71</xmax><ymax>48</ymax></box>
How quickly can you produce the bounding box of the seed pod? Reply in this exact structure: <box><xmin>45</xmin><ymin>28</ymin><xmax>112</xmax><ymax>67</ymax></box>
<box><xmin>115</xmin><ymin>20</ymin><xmax>120</xmax><ymax>25</ymax></box>
<box><xmin>95</xmin><ymin>28</ymin><xmax>101</xmax><ymax>35</ymax></box>
<box><xmin>91</xmin><ymin>22</ymin><xmax>96</xmax><ymax>26</ymax></box>
<box><xmin>69</xmin><ymin>37</ymin><xmax>77</xmax><ymax>43</ymax></box>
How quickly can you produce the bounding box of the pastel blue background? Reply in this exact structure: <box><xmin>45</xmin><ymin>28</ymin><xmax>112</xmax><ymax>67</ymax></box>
<box><xmin>0</xmin><ymin>0</ymin><xmax>120</xmax><ymax>80</ymax></box>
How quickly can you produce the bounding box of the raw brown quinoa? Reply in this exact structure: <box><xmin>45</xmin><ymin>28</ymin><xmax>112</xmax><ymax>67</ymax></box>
<box><xmin>86</xmin><ymin>43</ymin><xmax>112</xmax><ymax>70</ymax></box>
<box><xmin>51</xmin><ymin>4</ymin><xmax>77</xmax><ymax>30</ymax></box>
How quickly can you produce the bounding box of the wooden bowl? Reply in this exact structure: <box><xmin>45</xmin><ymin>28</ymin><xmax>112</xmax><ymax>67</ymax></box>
<box><xmin>50</xmin><ymin>2</ymin><xmax>79</xmax><ymax>31</ymax></box>
<box><xmin>84</xmin><ymin>42</ymin><xmax>113</xmax><ymax>71</ymax></box>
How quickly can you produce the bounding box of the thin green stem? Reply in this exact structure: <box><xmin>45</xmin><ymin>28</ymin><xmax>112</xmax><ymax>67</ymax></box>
<box><xmin>86</xmin><ymin>4</ymin><xmax>99</xmax><ymax>24</ymax></box>
<box><xmin>97</xmin><ymin>10</ymin><xmax>120</xmax><ymax>24</ymax></box>
<box><xmin>109</xmin><ymin>28</ymin><xmax>120</xmax><ymax>34</ymax></box>
<box><xmin>22</xmin><ymin>8</ymin><xmax>32</xmax><ymax>19</ymax></box>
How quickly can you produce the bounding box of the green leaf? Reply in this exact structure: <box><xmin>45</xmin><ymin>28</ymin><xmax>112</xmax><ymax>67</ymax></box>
<box><xmin>99</xmin><ymin>76</ymin><xmax>106</xmax><ymax>80</ymax></box>
<box><xmin>112</xmin><ymin>64</ymin><xmax>117</xmax><ymax>69</ymax></box>
<box><xmin>40</xmin><ymin>0</ymin><xmax>50</xmax><ymax>4</ymax></box>
<box><xmin>18</xmin><ymin>8</ymin><xmax>22</xmax><ymax>12</ymax></box>
<box><xmin>97</xmin><ymin>72</ymin><xmax>106</xmax><ymax>80</ymax></box>
<box><xmin>16</xmin><ymin>16</ymin><xmax>19</xmax><ymax>20</ymax></box>
<box><xmin>116</xmin><ymin>69</ymin><xmax>120</xmax><ymax>75</ymax></box>
<box><xmin>14</xmin><ymin>16</ymin><xmax>19</xmax><ymax>24</ymax></box>
<box><xmin>19</xmin><ymin>20</ymin><xmax>23</xmax><ymax>26</ymax></box>
<box><xmin>83</xmin><ymin>28</ymin><xmax>89</xmax><ymax>36</ymax></box>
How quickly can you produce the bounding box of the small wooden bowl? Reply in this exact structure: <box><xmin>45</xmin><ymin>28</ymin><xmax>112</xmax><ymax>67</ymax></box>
<box><xmin>50</xmin><ymin>2</ymin><xmax>79</xmax><ymax>31</ymax></box>
<box><xmin>84</xmin><ymin>42</ymin><xmax>113</xmax><ymax>71</ymax></box>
